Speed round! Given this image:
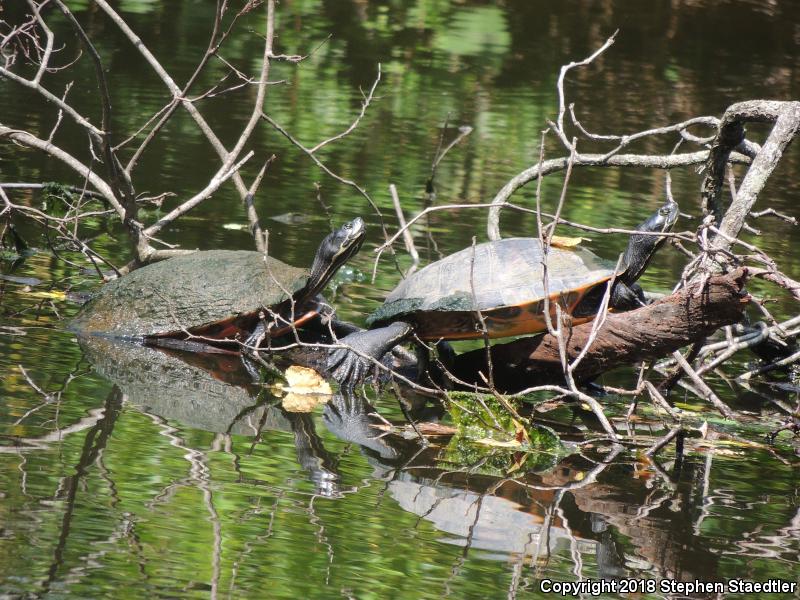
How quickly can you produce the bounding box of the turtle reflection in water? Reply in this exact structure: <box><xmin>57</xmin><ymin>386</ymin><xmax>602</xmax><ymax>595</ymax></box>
<box><xmin>330</xmin><ymin>201</ymin><xmax>679</xmax><ymax>384</ymax></box>
<box><xmin>70</xmin><ymin>218</ymin><xmax>365</xmax><ymax>350</ymax></box>
<box><xmin>78</xmin><ymin>336</ymin><xmax>349</xmax><ymax>495</ymax></box>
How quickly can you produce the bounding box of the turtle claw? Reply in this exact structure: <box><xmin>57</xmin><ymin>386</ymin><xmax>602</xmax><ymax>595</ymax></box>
<box><xmin>327</xmin><ymin>345</ymin><xmax>375</xmax><ymax>389</ymax></box>
<box><xmin>326</xmin><ymin>322</ymin><xmax>413</xmax><ymax>388</ymax></box>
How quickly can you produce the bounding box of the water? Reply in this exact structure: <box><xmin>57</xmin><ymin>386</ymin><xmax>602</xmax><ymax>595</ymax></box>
<box><xmin>1</xmin><ymin>1</ymin><xmax>799</xmax><ymax>598</ymax></box>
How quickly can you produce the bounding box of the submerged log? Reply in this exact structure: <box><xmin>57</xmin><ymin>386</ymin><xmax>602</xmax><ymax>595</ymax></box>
<box><xmin>451</xmin><ymin>269</ymin><xmax>750</xmax><ymax>392</ymax></box>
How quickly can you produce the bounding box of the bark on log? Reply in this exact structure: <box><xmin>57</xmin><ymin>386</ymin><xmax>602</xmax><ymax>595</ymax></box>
<box><xmin>451</xmin><ymin>269</ymin><xmax>750</xmax><ymax>392</ymax></box>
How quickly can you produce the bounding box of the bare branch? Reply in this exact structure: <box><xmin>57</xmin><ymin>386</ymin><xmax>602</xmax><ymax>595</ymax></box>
<box><xmin>261</xmin><ymin>112</ymin><xmax>391</xmax><ymax>241</ymax></box>
<box><xmin>389</xmin><ymin>184</ymin><xmax>419</xmax><ymax>275</ymax></box>
<box><xmin>27</xmin><ymin>0</ymin><xmax>54</xmax><ymax>85</ymax></box>
<box><xmin>143</xmin><ymin>151</ymin><xmax>254</xmax><ymax>238</ymax></box>
<box><xmin>485</xmin><ymin>149</ymin><xmax>750</xmax><ymax>241</ymax></box>
<box><xmin>308</xmin><ymin>65</ymin><xmax>381</xmax><ymax>154</ymax></box>
<box><xmin>0</xmin><ymin>66</ymin><xmax>103</xmax><ymax>139</ymax></box>
<box><xmin>708</xmin><ymin>101</ymin><xmax>800</xmax><ymax>255</ymax></box>
<box><xmin>0</xmin><ymin>125</ymin><xmax>125</xmax><ymax>218</ymax></box>
<box><xmin>556</xmin><ymin>31</ymin><xmax>617</xmax><ymax>134</ymax></box>
<box><xmin>94</xmin><ymin>0</ymin><xmax>273</xmax><ymax>243</ymax></box>
<box><xmin>672</xmin><ymin>350</ymin><xmax>734</xmax><ymax>419</ymax></box>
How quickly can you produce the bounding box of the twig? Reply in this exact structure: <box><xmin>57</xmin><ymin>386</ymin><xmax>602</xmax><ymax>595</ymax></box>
<box><xmin>261</xmin><ymin>112</ymin><xmax>392</xmax><ymax>246</ymax></box>
<box><xmin>644</xmin><ymin>381</ymin><xmax>678</xmax><ymax>420</ymax></box>
<box><xmin>644</xmin><ymin>426</ymin><xmax>685</xmax><ymax>457</ymax></box>
<box><xmin>143</xmin><ymin>150</ymin><xmax>255</xmax><ymax>238</ymax></box>
<box><xmin>308</xmin><ymin>65</ymin><xmax>381</xmax><ymax>154</ymax></box>
<box><xmin>751</xmin><ymin>207</ymin><xmax>797</xmax><ymax>224</ymax></box>
<box><xmin>389</xmin><ymin>184</ymin><xmax>419</xmax><ymax>275</ymax></box>
<box><xmin>485</xmin><ymin>149</ymin><xmax>749</xmax><ymax>241</ymax></box>
<box><xmin>244</xmin><ymin>156</ymin><xmax>275</xmax><ymax>253</ymax></box>
<box><xmin>672</xmin><ymin>350</ymin><xmax>734</xmax><ymax>419</ymax></box>
<box><xmin>18</xmin><ymin>364</ymin><xmax>51</xmax><ymax>399</ymax></box>
<box><xmin>430</xmin><ymin>125</ymin><xmax>472</xmax><ymax>178</ymax></box>
<box><xmin>555</xmin><ymin>31</ymin><xmax>618</xmax><ymax>135</ymax></box>
<box><xmin>739</xmin><ymin>348</ymin><xmax>800</xmax><ymax>380</ymax></box>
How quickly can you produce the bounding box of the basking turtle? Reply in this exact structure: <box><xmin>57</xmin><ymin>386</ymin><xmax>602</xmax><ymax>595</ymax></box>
<box><xmin>329</xmin><ymin>201</ymin><xmax>678</xmax><ymax>384</ymax></box>
<box><xmin>71</xmin><ymin>218</ymin><xmax>365</xmax><ymax>349</ymax></box>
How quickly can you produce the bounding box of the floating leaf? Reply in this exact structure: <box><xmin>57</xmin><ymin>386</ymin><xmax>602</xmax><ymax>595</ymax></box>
<box><xmin>443</xmin><ymin>392</ymin><xmax>565</xmax><ymax>474</ymax></box>
<box><xmin>280</xmin><ymin>365</ymin><xmax>332</xmax><ymax>395</ymax></box>
<box><xmin>282</xmin><ymin>392</ymin><xmax>330</xmax><ymax>413</ymax></box>
<box><xmin>276</xmin><ymin>367</ymin><xmax>332</xmax><ymax>413</ymax></box>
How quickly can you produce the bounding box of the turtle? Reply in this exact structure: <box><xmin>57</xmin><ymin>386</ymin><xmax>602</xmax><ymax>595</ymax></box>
<box><xmin>70</xmin><ymin>217</ymin><xmax>366</xmax><ymax>350</ymax></box>
<box><xmin>328</xmin><ymin>201</ymin><xmax>679</xmax><ymax>384</ymax></box>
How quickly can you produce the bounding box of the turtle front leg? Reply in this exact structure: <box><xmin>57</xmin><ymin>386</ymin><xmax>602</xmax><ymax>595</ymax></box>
<box><xmin>610</xmin><ymin>281</ymin><xmax>647</xmax><ymax>311</ymax></box>
<box><xmin>327</xmin><ymin>321</ymin><xmax>413</xmax><ymax>388</ymax></box>
<box><xmin>244</xmin><ymin>320</ymin><xmax>268</xmax><ymax>349</ymax></box>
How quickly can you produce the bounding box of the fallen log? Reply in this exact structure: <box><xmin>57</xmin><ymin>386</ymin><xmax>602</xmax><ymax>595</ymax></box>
<box><xmin>450</xmin><ymin>269</ymin><xmax>750</xmax><ymax>392</ymax></box>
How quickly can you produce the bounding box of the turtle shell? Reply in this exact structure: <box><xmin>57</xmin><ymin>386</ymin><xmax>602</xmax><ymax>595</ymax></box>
<box><xmin>70</xmin><ymin>250</ymin><xmax>310</xmax><ymax>340</ymax></box>
<box><xmin>367</xmin><ymin>238</ymin><xmax>616</xmax><ymax>341</ymax></box>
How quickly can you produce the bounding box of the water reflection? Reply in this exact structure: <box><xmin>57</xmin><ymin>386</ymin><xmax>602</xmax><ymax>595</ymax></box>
<box><xmin>0</xmin><ymin>335</ymin><xmax>797</xmax><ymax>596</ymax></box>
<box><xmin>39</xmin><ymin>388</ymin><xmax>123</xmax><ymax>597</ymax></box>
<box><xmin>79</xmin><ymin>336</ymin><xmax>354</xmax><ymax>499</ymax></box>
<box><xmin>78</xmin><ymin>336</ymin><xmax>282</xmax><ymax>436</ymax></box>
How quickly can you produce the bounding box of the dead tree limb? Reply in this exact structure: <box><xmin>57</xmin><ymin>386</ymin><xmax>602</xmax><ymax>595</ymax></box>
<box><xmin>703</xmin><ymin>101</ymin><xmax>800</xmax><ymax>259</ymax></box>
<box><xmin>701</xmin><ymin>100</ymin><xmax>800</xmax><ymax>230</ymax></box>
<box><xmin>451</xmin><ymin>269</ymin><xmax>749</xmax><ymax>393</ymax></box>
<box><xmin>485</xmin><ymin>150</ymin><xmax>750</xmax><ymax>241</ymax></box>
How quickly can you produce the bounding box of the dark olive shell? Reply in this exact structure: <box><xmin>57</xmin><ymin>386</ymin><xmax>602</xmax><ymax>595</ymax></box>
<box><xmin>368</xmin><ymin>238</ymin><xmax>616</xmax><ymax>339</ymax></box>
<box><xmin>70</xmin><ymin>250</ymin><xmax>308</xmax><ymax>338</ymax></box>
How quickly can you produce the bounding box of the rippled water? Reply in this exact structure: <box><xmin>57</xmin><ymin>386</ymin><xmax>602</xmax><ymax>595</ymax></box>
<box><xmin>2</xmin><ymin>1</ymin><xmax>800</xmax><ymax>598</ymax></box>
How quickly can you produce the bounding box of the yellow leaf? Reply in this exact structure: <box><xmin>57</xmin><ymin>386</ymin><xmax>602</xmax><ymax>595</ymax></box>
<box><xmin>281</xmin><ymin>365</ymin><xmax>332</xmax><ymax>395</ymax></box>
<box><xmin>282</xmin><ymin>392</ymin><xmax>330</xmax><ymax>413</ymax></box>
<box><xmin>25</xmin><ymin>290</ymin><xmax>67</xmax><ymax>301</ymax></box>
<box><xmin>274</xmin><ymin>366</ymin><xmax>333</xmax><ymax>413</ymax></box>
<box><xmin>474</xmin><ymin>437</ymin><xmax>522</xmax><ymax>449</ymax></box>
<box><xmin>550</xmin><ymin>235</ymin><xmax>590</xmax><ymax>249</ymax></box>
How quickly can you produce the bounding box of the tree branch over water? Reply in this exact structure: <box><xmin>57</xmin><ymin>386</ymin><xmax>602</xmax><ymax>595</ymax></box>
<box><xmin>0</xmin><ymin>1</ymin><xmax>388</xmax><ymax>269</ymax></box>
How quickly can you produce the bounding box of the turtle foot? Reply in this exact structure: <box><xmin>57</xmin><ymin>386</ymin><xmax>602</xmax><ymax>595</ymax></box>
<box><xmin>327</xmin><ymin>343</ymin><xmax>377</xmax><ymax>390</ymax></box>
<box><xmin>326</xmin><ymin>322</ymin><xmax>413</xmax><ymax>388</ymax></box>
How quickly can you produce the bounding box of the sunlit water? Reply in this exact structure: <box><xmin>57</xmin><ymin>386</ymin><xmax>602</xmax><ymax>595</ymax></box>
<box><xmin>2</xmin><ymin>1</ymin><xmax>799</xmax><ymax>598</ymax></box>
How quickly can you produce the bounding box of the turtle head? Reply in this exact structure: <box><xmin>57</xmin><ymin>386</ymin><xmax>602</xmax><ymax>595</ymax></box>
<box><xmin>307</xmin><ymin>217</ymin><xmax>366</xmax><ymax>296</ymax></box>
<box><xmin>620</xmin><ymin>200</ymin><xmax>679</xmax><ymax>285</ymax></box>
